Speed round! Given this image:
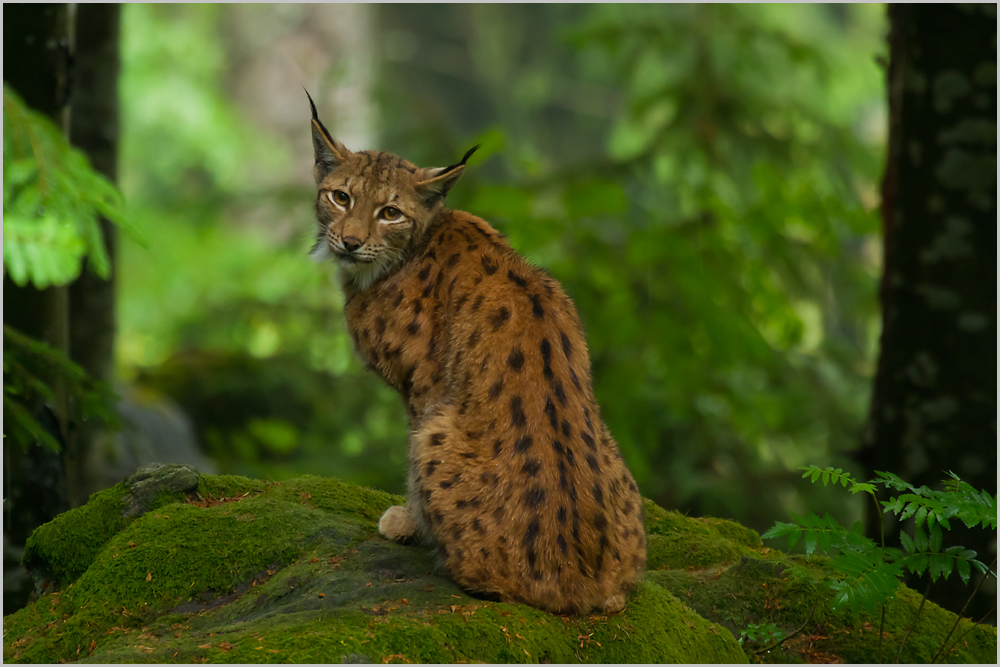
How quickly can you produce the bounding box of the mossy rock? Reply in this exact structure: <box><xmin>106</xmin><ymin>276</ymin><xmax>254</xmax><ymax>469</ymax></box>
<box><xmin>4</xmin><ymin>465</ymin><xmax>995</xmax><ymax>663</ymax></box>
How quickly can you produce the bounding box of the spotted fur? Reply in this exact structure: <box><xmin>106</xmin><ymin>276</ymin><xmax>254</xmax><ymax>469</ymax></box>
<box><xmin>309</xmin><ymin>97</ymin><xmax>646</xmax><ymax>614</ymax></box>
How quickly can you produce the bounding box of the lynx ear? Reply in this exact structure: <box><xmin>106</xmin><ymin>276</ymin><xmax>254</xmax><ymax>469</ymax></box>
<box><xmin>415</xmin><ymin>145</ymin><xmax>479</xmax><ymax>205</ymax></box>
<box><xmin>306</xmin><ymin>90</ymin><xmax>350</xmax><ymax>182</ymax></box>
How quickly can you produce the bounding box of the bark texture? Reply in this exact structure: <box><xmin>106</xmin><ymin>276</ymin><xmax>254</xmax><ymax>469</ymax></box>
<box><xmin>67</xmin><ymin>2</ymin><xmax>122</xmax><ymax>505</ymax></box>
<box><xmin>862</xmin><ymin>3</ymin><xmax>996</xmax><ymax>625</ymax></box>
<box><xmin>2</xmin><ymin>2</ymin><xmax>74</xmax><ymax>613</ymax></box>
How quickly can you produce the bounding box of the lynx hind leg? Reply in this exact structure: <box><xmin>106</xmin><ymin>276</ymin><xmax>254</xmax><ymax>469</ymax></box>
<box><xmin>379</xmin><ymin>504</ymin><xmax>418</xmax><ymax>542</ymax></box>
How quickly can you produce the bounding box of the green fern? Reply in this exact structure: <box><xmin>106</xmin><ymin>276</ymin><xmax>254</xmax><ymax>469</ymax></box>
<box><xmin>764</xmin><ymin>465</ymin><xmax>997</xmax><ymax>660</ymax></box>
<box><xmin>3</xmin><ymin>325</ymin><xmax>120</xmax><ymax>452</ymax></box>
<box><xmin>3</xmin><ymin>84</ymin><xmax>137</xmax><ymax>288</ymax></box>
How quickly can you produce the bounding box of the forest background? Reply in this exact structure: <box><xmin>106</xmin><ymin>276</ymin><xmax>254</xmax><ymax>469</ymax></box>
<box><xmin>4</xmin><ymin>3</ymin><xmax>994</xmax><ymax>625</ymax></box>
<box><xmin>113</xmin><ymin>2</ymin><xmax>886</xmax><ymax>531</ymax></box>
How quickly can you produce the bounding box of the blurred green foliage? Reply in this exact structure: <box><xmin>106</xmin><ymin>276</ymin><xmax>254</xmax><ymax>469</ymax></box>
<box><xmin>117</xmin><ymin>4</ymin><xmax>886</xmax><ymax>530</ymax></box>
<box><xmin>3</xmin><ymin>85</ymin><xmax>132</xmax><ymax>288</ymax></box>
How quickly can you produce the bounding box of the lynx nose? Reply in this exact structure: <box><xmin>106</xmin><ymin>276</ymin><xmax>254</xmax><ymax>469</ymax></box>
<box><xmin>342</xmin><ymin>236</ymin><xmax>363</xmax><ymax>253</ymax></box>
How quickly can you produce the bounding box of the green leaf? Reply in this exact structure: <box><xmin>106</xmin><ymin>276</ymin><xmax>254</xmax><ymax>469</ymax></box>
<box><xmin>956</xmin><ymin>557</ymin><xmax>971</xmax><ymax>585</ymax></box>
<box><xmin>899</xmin><ymin>531</ymin><xmax>915</xmax><ymax>555</ymax></box>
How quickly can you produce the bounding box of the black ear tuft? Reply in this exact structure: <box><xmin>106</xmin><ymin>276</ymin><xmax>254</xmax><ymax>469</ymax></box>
<box><xmin>305</xmin><ymin>88</ymin><xmax>321</xmax><ymax>122</ymax></box>
<box><xmin>307</xmin><ymin>90</ymin><xmax>350</xmax><ymax>183</ymax></box>
<box><xmin>444</xmin><ymin>145</ymin><xmax>480</xmax><ymax>173</ymax></box>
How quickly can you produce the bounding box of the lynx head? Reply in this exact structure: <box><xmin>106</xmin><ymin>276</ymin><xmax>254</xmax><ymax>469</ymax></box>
<box><xmin>308</xmin><ymin>94</ymin><xmax>477</xmax><ymax>291</ymax></box>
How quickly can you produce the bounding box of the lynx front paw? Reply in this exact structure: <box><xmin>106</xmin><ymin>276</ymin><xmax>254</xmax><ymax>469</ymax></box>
<box><xmin>379</xmin><ymin>504</ymin><xmax>417</xmax><ymax>542</ymax></box>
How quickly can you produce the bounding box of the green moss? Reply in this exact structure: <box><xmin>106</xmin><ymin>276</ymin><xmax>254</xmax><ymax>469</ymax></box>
<box><xmin>196</xmin><ymin>474</ymin><xmax>269</xmax><ymax>499</ymax></box>
<box><xmin>644</xmin><ymin>500</ymin><xmax>762</xmax><ymax>570</ymax></box>
<box><xmin>22</xmin><ymin>483</ymin><xmax>133</xmax><ymax>586</ymax></box>
<box><xmin>5</xmin><ymin>471</ymin><xmax>995</xmax><ymax>664</ymax></box>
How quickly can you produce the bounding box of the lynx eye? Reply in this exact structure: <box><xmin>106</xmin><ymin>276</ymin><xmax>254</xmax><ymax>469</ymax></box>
<box><xmin>379</xmin><ymin>206</ymin><xmax>403</xmax><ymax>222</ymax></box>
<box><xmin>328</xmin><ymin>190</ymin><xmax>351</xmax><ymax>207</ymax></box>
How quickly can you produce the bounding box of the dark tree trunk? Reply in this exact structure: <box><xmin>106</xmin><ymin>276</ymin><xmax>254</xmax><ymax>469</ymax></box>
<box><xmin>862</xmin><ymin>4</ymin><xmax>996</xmax><ymax>625</ymax></box>
<box><xmin>2</xmin><ymin>2</ymin><xmax>74</xmax><ymax>612</ymax></box>
<box><xmin>67</xmin><ymin>3</ymin><xmax>122</xmax><ymax>502</ymax></box>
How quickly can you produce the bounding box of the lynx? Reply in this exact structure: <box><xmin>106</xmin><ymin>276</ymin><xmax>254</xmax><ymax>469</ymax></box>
<box><xmin>308</xmin><ymin>96</ymin><xmax>646</xmax><ymax>614</ymax></box>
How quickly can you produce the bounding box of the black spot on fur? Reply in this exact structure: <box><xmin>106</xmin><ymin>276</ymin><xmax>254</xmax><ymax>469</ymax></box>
<box><xmin>447</xmin><ymin>253</ymin><xmax>461</xmax><ymax>267</ymax></box>
<box><xmin>569</xmin><ymin>368</ymin><xmax>582</xmax><ymax>391</ymax></box>
<box><xmin>552</xmin><ymin>440</ymin><xmax>564</xmax><ymax>456</ymax></box>
<box><xmin>426</xmin><ymin>460</ymin><xmax>441</xmax><ymax>476</ymax></box>
<box><xmin>515</xmin><ymin>434</ymin><xmax>533</xmax><ymax>453</ymax></box>
<box><xmin>440</xmin><ymin>473</ymin><xmax>462</xmax><ymax>489</ymax></box>
<box><xmin>530</xmin><ymin>294</ymin><xmax>544</xmax><ymax>319</ymax></box>
<box><xmin>557</xmin><ymin>534</ymin><xmax>568</xmax><ymax>554</ymax></box>
<box><xmin>418</xmin><ymin>265</ymin><xmax>431</xmax><ymax>281</ymax></box>
<box><xmin>521</xmin><ymin>459</ymin><xmax>541</xmax><ymax>477</ymax></box>
<box><xmin>544</xmin><ymin>397</ymin><xmax>557</xmax><ymax>431</ymax></box>
<box><xmin>561</xmin><ymin>420</ymin><xmax>572</xmax><ymax>438</ymax></box>
<box><xmin>540</xmin><ymin>338</ymin><xmax>552</xmax><ymax>368</ymax></box>
<box><xmin>523</xmin><ymin>518</ymin><xmax>540</xmax><ymax>547</ymax></box>
<box><xmin>391</xmin><ymin>290</ymin><xmax>405</xmax><ymax>308</ymax></box>
<box><xmin>560</xmin><ymin>331</ymin><xmax>572</xmax><ymax>359</ymax></box>
<box><xmin>510</xmin><ymin>396</ymin><xmax>526</xmax><ymax>427</ymax></box>
<box><xmin>421</xmin><ymin>283</ymin><xmax>432</xmax><ymax>299</ymax></box>
<box><xmin>596</xmin><ymin>536</ymin><xmax>609</xmax><ymax>572</ymax></box>
<box><xmin>507</xmin><ymin>347</ymin><xmax>525</xmax><ymax>371</ymax></box>
<box><xmin>492</xmin><ymin>440</ymin><xmax>503</xmax><ymax>458</ymax></box>
<box><xmin>554</xmin><ymin>381</ymin><xmax>567</xmax><ymax>405</ymax></box>
<box><xmin>472</xmin><ymin>295</ymin><xmax>485</xmax><ymax>311</ymax></box>
<box><xmin>488</xmin><ymin>380</ymin><xmax>504</xmax><ymax>399</ymax></box>
<box><xmin>489</xmin><ymin>306</ymin><xmax>511</xmax><ymax>331</ymax></box>
<box><xmin>468</xmin><ymin>330</ymin><xmax>481</xmax><ymax>348</ymax></box>
<box><xmin>586</xmin><ymin>454</ymin><xmax>600</xmax><ymax>472</ymax></box>
<box><xmin>592</xmin><ymin>483</ymin><xmax>605</xmax><ymax>507</ymax></box>
<box><xmin>407</xmin><ymin>320</ymin><xmax>421</xmax><ymax>336</ymax></box>
<box><xmin>507</xmin><ymin>270</ymin><xmax>528</xmax><ymax>289</ymax></box>
<box><xmin>374</xmin><ymin>316</ymin><xmax>386</xmax><ymax>335</ymax></box>
<box><xmin>558</xmin><ymin>506</ymin><xmax>567</xmax><ymax>524</ymax></box>
<box><xmin>430</xmin><ymin>433</ymin><xmax>446</xmax><ymax>446</ymax></box>
<box><xmin>582</xmin><ymin>432</ymin><xmax>596</xmax><ymax>450</ymax></box>
<box><xmin>594</xmin><ymin>513</ymin><xmax>608</xmax><ymax>532</ymax></box>
<box><xmin>481</xmin><ymin>256</ymin><xmax>499</xmax><ymax>275</ymax></box>
<box><xmin>473</xmin><ymin>518</ymin><xmax>486</xmax><ymax>535</ymax></box>
<box><xmin>524</xmin><ymin>485</ymin><xmax>545</xmax><ymax>507</ymax></box>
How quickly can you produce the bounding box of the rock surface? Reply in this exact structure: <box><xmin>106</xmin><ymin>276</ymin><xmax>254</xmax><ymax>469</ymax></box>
<box><xmin>4</xmin><ymin>464</ymin><xmax>996</xmax><ymax>663</ymax></box>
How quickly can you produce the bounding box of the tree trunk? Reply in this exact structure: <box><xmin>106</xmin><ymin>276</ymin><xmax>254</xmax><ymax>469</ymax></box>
<box><xmin>67</xmin><ymin>3</ymin><xmax>122</xmax><ymax>503</ymax></box>
<box><xmin>2</xmin><ymin>1</ymin><xmax>73</xmax><ymax>612</ymax></box>
<box><xmin>862</xmin><ymin>3</ymin><xmax>996</xmax><ymax>625</ymax></box>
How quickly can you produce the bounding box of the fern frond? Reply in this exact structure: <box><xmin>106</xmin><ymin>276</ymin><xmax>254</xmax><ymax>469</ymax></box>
<box><xmin>828</xmin><ymin>553</ymin><xmax>902</xmax><ymax>613</ymax></box>
<box><xmin>2</xmin><ymin>325</ymin><xmax>120</xmax><ymax>451</ymax></box>
<box><xmin>3</xmin><ymin>84</ymin><xmax>139</xmax><ymax>289</ymax></box>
